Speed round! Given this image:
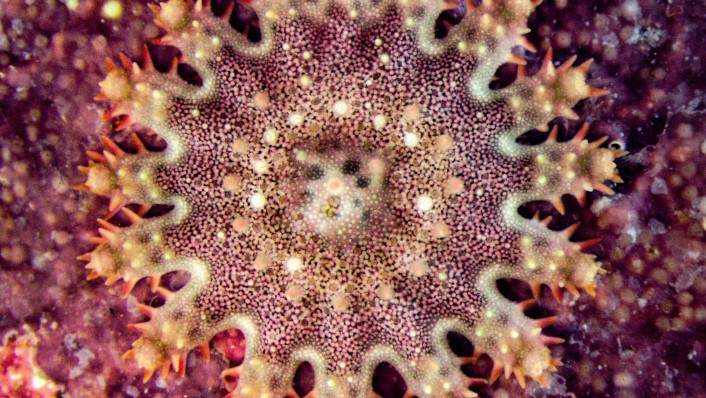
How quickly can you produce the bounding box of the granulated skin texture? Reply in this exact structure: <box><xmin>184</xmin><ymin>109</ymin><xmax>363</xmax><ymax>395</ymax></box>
<box><xmin>0</xmin><ymin>0</ymin><xmax>704</xmax><ymax>397</ymax></box>
<box><xmin>79</xmin><ymin>0</ymin><xmax>625</xmax><ymax>395</ymax></box>
<box><xmin>158</xmin><ymin>8</ymin><xmax>528</xmax><ymax>370</ymax></box>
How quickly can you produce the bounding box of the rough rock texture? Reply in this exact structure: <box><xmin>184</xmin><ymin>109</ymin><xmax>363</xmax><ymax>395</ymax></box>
<box><xmin>0</xmin><ymin>0</ymin><xmax>704</xmax><ymax>397</ymax></box>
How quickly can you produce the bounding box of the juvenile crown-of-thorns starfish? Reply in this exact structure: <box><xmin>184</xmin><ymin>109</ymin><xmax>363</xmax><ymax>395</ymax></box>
<box><xmin>77</xmin><ymin>0</ymin><xmax>624</xmax><ymax>396</ymax></box>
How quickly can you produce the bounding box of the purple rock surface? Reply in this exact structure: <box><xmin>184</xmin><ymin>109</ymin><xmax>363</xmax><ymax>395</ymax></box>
<box><xmin>0</xmin><ymin>1</ymin><xmax>704</xmax><ymax>397</ymax></box>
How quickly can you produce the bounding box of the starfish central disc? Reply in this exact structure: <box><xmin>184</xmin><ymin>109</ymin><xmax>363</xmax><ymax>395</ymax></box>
<box><xmin>290</xmin><ymin>145</ymin><xmax>392</xmax><ymax>245</ymax></box>
<box><xmin>155</xmin><ymin>7</ymin><xmax>524</xmax><ymax>374</ymax></box>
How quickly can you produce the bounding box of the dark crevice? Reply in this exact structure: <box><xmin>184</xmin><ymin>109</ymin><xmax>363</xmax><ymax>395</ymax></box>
<box><xmin>489</xmin><ymin>63</ymin><xmax>518</xmax><ymax>90</ymax></box>
<box><xmin>460</xmin><ymin>353</ymin><xmax>493</xmax><ymax>379</ymax></box>
<box><xmin>232</xmin><ymin>3</ymin><xmax>263</xmax><ymax>43</ymax></box>
<box><xmin>104</xmin><ymin>207</ymin><xmax>132</xmax><ymax>227</ymax></box>
<box><xmin>542</xmin><ymin>324</ymin><xmax>568</xmax><ymax>344</ymax></box>
<box><xmin>141</xmin><ymin>204</ymin><xmax>175</xmax><ymax>219</ymax></box>
<box><xmin>523</xmin><ymin>303</ymin><xmax>554</xmax><ymax>320</ymax></box>
<box><xmin>496</xmin><ymin>278</ymin><xmax>533</xmax><ymax>303</ymax></box>
<box><xmin>447</xmin><ymin>331</ymin><xmax>474</xmax><ymax>357</ymax></box>
<box><xmin>517</xmin><ymin>199</ymin><xmax>555</xmax><ymax>219</ymax></box>
<box><xmin>515</xmin><ymin>128</ymin><xmax>553</xmax><ymax>146</ymax></box>
<box><xmin>208</xmin><ymin>0</ymin><xmax>233</xmax><ymax>15</ymax></box>
<box><xmin>177</xmin><ymin>63</ymin><xmax>204</xmax><ymax>87</ymax></box>
<box><xmin>293</xmin><ymin>362</ymin><xmax>315</xmax><ymax>398</ymax></box>
<box><xmin>135</xmin><ymin>130</ymin><xmax>169</xmax><ymax>152</ymax></box>
<box><xmin>515</xmin><ymin>121</ymin><xmax>614</xmax><ymax>146</ymax></box>
<box><xmin>146</xmin><ymin>43</ymin><xmax>181</xmax><ymax>73</ymax></box>
<box><xmin>105</xmin><ymin>203</ymin><xmax>170</xmax><ymax>225</ymax></box>
<box><xmin>489</xmin><ymin>36</ymin><xmax>542</xmax><ymax>90</ymax></box>
<box><xmin>212</xmin><ymin>328</ymin><xmax>246</xmax><ymax>366</ymax></box>
<box><xmin>207</xmin><ymin>0</ymin><xmax>262</xmax><ymax>42</ymax></box>
<box><xmin>159</xmin><ymin>270</ymin><xmax>191</xmax><ymax>292</ymax></box>
<box><xmin>372</xmin><ymin>362</ymin><xmax>408</xmax><ymax>398</ymax></box>
<box><xmin>147</xmin><ymin>294</ymin><xmax>165</xmax><ymax>308</ymax></box>
<box><xmin>517</xmin><ymin>197</ymin><xmax>587</xmax><ymax>232</ymax></box>
<box><xmin>143</xmin><ymin>44</ymin><xmax>203</xmax><ymax>87</ymax></box>
<box><xmin>433</xmin><ymin>2</ymin><xmax>467</xmax><ymax>39</ymax></box>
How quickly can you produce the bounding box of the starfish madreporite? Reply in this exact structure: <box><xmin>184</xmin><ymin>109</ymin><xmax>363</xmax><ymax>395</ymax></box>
<box><xmin>77</xmin><ymin>0</ymin><xmax>624</xmax><ymax>396</ymax></box>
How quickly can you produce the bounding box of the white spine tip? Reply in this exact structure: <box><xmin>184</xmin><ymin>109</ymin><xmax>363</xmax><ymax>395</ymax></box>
<box><xmin>249</xmin><ymin>192</ymin><xmax>266</xmax><ymax>210</ymax></box>
<box><xmin>404</xmin><ymin>132</ymin><xmax>420</xmax><ymax>148</ymax></box>
<box><xmin>285</xmin><ymin>256</ymin><xmax>303</xmax><ymax>273</ymax></box>
<box><xmin>416</xmin><ymin>194</ymin><xmax>434</xmax><ymax>212</ymax></box>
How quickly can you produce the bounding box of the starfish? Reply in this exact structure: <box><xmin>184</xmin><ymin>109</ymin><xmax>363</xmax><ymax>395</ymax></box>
<box><xmin>77</xmin><ymin>0</ymin><xmax>622</xmax><ymax>396</ymax></box>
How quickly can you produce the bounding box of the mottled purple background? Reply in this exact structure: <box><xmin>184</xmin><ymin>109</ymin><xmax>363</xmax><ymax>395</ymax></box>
<box><xmin>0</xmin><ymin>0</ymin><xmax>704</xmax><ymax>397</ymax></box>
